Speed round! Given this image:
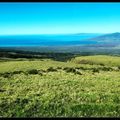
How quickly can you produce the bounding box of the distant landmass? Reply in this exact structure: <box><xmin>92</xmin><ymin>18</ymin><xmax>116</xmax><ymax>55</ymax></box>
<box><xmin>1</xmin><ymin>32</ymin><xmax>120</xmax><ymax>47</ymax></box>
<box><xmin>88</xmin><ymin>32</ymin><xmax>120</xmax><ymax>45</ymax></box>
<box><xmin>1</xmin><ymin>32</ymin><xmax>120</xmax><ymax>55</ymax></box>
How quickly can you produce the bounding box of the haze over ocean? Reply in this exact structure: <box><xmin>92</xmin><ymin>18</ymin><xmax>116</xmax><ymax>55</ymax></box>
<box><xmin>0</xmin><ymin>34</ymin><xmax>100</xmax><ymax>46</ymax></box>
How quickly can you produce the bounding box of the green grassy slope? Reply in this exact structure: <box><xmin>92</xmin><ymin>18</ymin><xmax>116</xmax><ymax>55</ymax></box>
<box><xmin>0</xmin><ymin>55</ymin><xmax>120</xmax><ymax>117</ymax></box>
<box><xmin>71</xmin><ymin>55</ymin><xmax>120</xmax><ymax>66</ymax></box>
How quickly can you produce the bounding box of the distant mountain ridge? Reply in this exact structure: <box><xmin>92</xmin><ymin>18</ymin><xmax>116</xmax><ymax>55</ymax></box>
<box><xmin>89</xmin><ymin>32</ymin><xmax>120</xmax><ymax>42</ymax></box>
<box><xmin>1</xmin><ymin>32</ymin><xmax>120</xmax><ymax>55</ymax></box>
<box><xmin>0</xmin><ymin>32</ymin><xmax>120</xmax><ymax>47</ymax></box>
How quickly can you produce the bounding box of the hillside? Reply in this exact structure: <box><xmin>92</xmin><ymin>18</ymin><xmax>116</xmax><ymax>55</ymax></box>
<box><xmin>0</xmin><ymin>55</ymin><xmax>120</xmax><ymax>117</ymax></box>
<box><xmin>89</xmin><ymin>32</ymin><xmax>120</xmax><ymax>43</ymax></box>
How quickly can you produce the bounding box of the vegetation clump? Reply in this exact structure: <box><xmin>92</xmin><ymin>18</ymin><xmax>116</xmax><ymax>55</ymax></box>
<box><xmin>75</xmin><ymin>67</ymin><xmax>86</xmax><ymax>70</ymax></box>
<box><xmin>12</xmin><ymin>71</ymin><xmax>23</xmax><ymax>74</ymax></box>
<box><xmin>47</xmin><ymin>67</ymin><xmax>57</xmax><ymax>72</ymax></box>
<box><xmin>0</xmin><ymin>89</ymin><xmax>5</xmax><ymax>92</ymax></box>
<box><xmin>27</xmin><ymin>69</ymin><xmax>39</xmax><ymax>74</ymax></box>
<box><xmin>1</xmin><ymin>72</ymin><xmax>12</xmax><ymax>78</ymax></box>
<box><xmin>118</xmin><ymin>66</ymin><xmax>120</xmax><ymax>70</ymax></box>
<box><xmin>74</xmin><ymin>70</ymin><xmax>82</xmax><ymax>75</ymax></box>
<box><xmin>63</xmin><ymin>67</ymin><xmax>76</xmax><ymax>73</ymax></box>
<box><xmin>56</xmin><ymin>67</ymin><xmax>62</xmax><ymax>69</ymax></box>
<box><xmin>102</xmin><ymin>67</ymin><xmax>113</xmax><ymax>71</ymax></box>
<box><xmin>15</xmin><ymin>98</ymin><xmax>29</xmax><ymax>105</ymax></box>
<box><xmin>92</xmin><ymin>68</ymin><xmax>99</xmax><ymax>73</ymax></box>
<box><xmin>63</xmin><ymin>67</ymin><xmax>82</xmax><ymax>75</ymax></box>
<box><xmin>99</xmin><ymin>63</ymin><xmax>105</xmax><ymax>66</ymax></box>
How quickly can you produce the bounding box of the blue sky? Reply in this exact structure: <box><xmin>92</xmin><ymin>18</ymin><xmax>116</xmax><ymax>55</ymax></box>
<box><xmin>0</xmin><ymin>2</ymin><xmax>120</xmax><ymax>35</ymax></box>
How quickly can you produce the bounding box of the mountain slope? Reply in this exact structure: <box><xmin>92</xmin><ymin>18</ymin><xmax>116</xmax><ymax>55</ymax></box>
<box><xmin>89</xmin><ymin>32</ymin><xmax>120</xmax><ymax>42</ymax></box>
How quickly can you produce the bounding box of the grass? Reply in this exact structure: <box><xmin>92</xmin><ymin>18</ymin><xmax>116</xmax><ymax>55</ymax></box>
<box><xmin>71</xmin><ymin>55</ymin><xmax>120</xmax><ymax>66</ymax></box>
<box><xmin>0</xmin><ymin>55</ymin><xmax>120</xmax><ymax>117</ymax></box>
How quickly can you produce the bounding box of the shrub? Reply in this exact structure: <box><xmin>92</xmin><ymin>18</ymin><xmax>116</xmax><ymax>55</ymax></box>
<box><xmin>99</xmin><ymin>63</ymin><xmax>105</xmax><ymax>66</ymax></box>
<box><xmin>102</xmin><ymin>67</ymin><xmax>113</xmax><ymax>71</ymax></box>
<box><xmin>0</xmin><ymin>73</ymin><xmax>3</xmax><ymax>77</ymax></box>
<box><xmin>63</xmin><ymin>67</ymin><xmax>68</xmax><ymax>70</ymax></box>
<box><xmin>38</xmin><ymin>71</ymin><xmax>43</xmax><ymax>76</ymax></box>
<box><xmin>12</xmin><ymin>71</ymin><xmax>23</xmax><ymax>74</ymax></box>
<box><xmin>14</xmin><ymin>98</ymin><xmax>29</xmax><ymax>105</ymax></box>
<box><xmin>92</xmin><ymin>68</ymin><xmax>99</xmax><ymax>73</ymax></box>
<box><xmin>63</xmin><ymin>67</ymin><xmax>76</xmax><ymax>73</ymax></box>
<box><xmin>56</xmin><ymin>67</ymin><xmax>62</xmax><ymax>69</ymax></box>
<box><xmin>27</xmin><ymin>69</ymin><xmax>39</xmax><ymax>74</ymax></box>
<box><xmin>118</xmin><ymin>66</ymin><xmax>120</xmax><ymax>70</ymax></box>
<box><xmin>75</xmin><ymin>67</ymin><xmax>86</xmax><ymax>70</ymax></box>
<box><xmin>0</xmin><ymin>89</ymin><xmax>5</xmax><ymax>92</ymax></box>
<box><xmin>47</xmin><ymin>67</ymin><xmax>57</xmax><ymax>72</ymax></box>
<box><xmin>2</xmin><ymin>72</ymin><xmax>12</xmax><ymax>78</ymax></box>
<box><xmin>75</xmin><ymin>67</ymin><xmax>80</xmax><ymax>69</ymax></box>
<box><xmin>23</xmin><ymin>71</ymin><xmax>28</xmax><ymax>75</ymax></box>
<box><xmin>75</xmin><ymin>71</ymin><xmax>82</xmax><ymax>75</ymax></box>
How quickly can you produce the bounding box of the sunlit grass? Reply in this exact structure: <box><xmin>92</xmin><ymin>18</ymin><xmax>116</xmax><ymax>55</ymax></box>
<box><xmin>0</xmin><ymin>55</ymin><xmax>120</xmax><ymax>117</ymax></box>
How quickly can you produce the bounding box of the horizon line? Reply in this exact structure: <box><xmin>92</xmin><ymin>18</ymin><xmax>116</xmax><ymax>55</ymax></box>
<box><xmin>0</xmin><ymin>32</ymin><xmax>116</xmax><ymax>36</ymax></box>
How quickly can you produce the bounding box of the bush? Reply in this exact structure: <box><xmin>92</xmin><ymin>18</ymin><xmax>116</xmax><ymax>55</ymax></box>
<box><xmin>63</xmin><ymin>67</ymin><xmax>76</xmax><ymax>73</ymax></box>
<box><xmin>92</xmin><ymin>68</ymin><xmax>99</xmax><ymax>73</ymax></box>
<box><xmin>27</xmin><ymin>69</ymin><xmax>39</xmax><ymax>74</ymax></box>
<box><xmin>12</xmin><ymin>71</ymin><xmax>23</xmax><ymax>74</ymax></box>
<box><xmin>2</xmin><ymin>72</ymin><xmax>12</xmax><ymax>78</ymax></box>
<box><xmin>118</xmin><ymin>66</ymin><xmax>120</xmax><ymax>70</ymax></box>
<box><xmin>99</xmin><ymin>63</ymin><xmax>105</xmax><ymax>66</ymax></box>
<box><xmin>14</xmin><ymin>98</ymin><xmax>29</xmax><ymax>105</ymax></box>
<box><xmin>0</xmin><ymin>73</ymin><xmax>3</xmax><ymax>77</ymax></box>
<box><xmin>102</xmin><ymin>67</ymin><xmax>113</xmax><ymax>71</ymax></box>
<box><xmin>75</xmin><ymin>67</ymin><xmax>86</xmax><ymax>70</ymax></box>
<box><xmin>38</xmin><ymin>71</ymin><xmax>43</xmax><ymax>76</ymax></box>
<box><xmin>0</xmin><ymin>89</ymin><xmax>5</xmax><ymax>92</ymax></box>
<box><xmin>75</xmin><ymin>71</ymin><xmax>82</xmax><ymax>75</ymax></box>
<box><xmin>47</xmin><ymin>67</ymin><xmax>57</xmax><ymax>72</ymax></box>
<box><xmin>23</xmin><ymin>71</ymin><xmax>28</xmax><ymax>75</ymax></box>
<box><xmin>75</xmin><ymin>67</ymin><xmax>80</xmax><ymax>69</ymax></box>
<box><xmin>56</xmin><ymin>67</ymin><xmax>62</xmax><ymax>69</ymax></box>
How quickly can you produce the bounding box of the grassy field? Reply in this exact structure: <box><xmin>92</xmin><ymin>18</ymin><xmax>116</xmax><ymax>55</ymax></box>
<box><xmin>0</xmin><ymin>55</ymin><xmax>120</xmax><ymax>117</ymax></box>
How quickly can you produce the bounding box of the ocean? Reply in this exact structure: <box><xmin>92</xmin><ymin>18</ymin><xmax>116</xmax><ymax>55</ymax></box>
<box><xmin>0</xmin><ymin>34</ymin><xmax>101</xmax><ymax>47</ymax></box>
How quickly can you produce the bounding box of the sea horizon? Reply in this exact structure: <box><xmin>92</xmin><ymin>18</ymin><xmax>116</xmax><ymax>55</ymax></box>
<box><xmin>0</xmin><ymin>33</ymin><xmax>102</xmax><ymax>47</ymax></box>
